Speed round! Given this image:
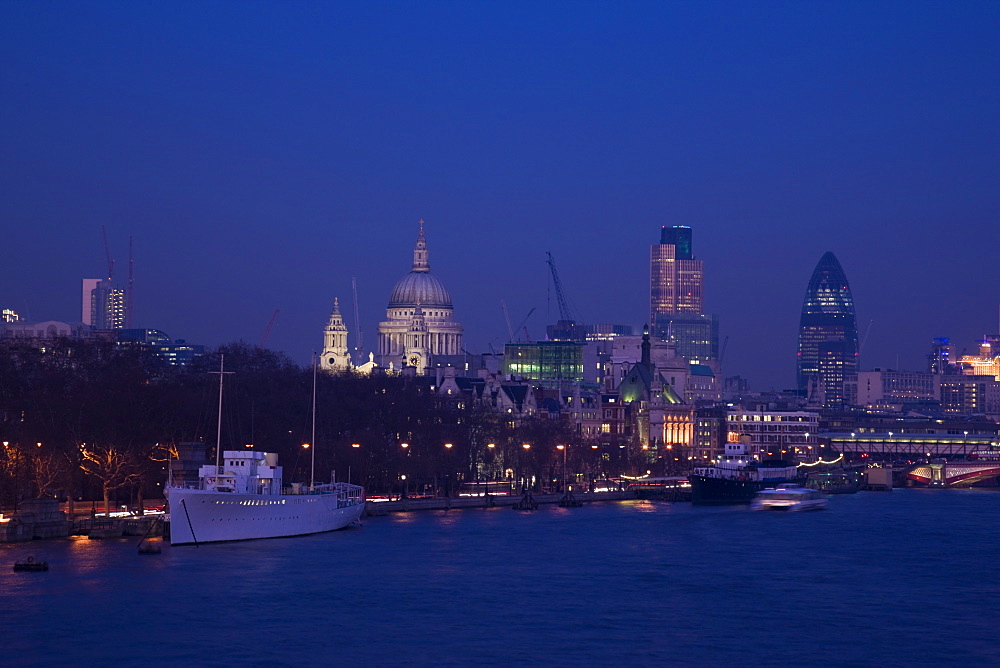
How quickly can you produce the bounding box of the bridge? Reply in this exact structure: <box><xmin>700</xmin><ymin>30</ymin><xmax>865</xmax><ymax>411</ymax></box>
<box><xmin>823</xmin><ymin>432</ymin><xmax>1000</xmax><ymax>460</ymax></box>
<box><xmin>906</xmin><ymin>461</ymin><xmax>1000</xmax><ymax>487</ymax></box>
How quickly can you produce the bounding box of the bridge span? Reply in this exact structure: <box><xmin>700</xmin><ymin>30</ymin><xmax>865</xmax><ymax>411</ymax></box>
<box><xmin>906</xmin><ymin>461</ymin><xmax>1000</xmax><ymax>487</ymax></box>
<box><xmin>823</xmin><ymin>432</ymin><xmax>999</xmax><ymax>460</ymax></box>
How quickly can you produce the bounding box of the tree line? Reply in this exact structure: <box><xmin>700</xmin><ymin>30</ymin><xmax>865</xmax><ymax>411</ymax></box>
<box><xmin>0</xmin><ymin>339</ymin><xmax>642</xmax><ymax>512</ymax></box>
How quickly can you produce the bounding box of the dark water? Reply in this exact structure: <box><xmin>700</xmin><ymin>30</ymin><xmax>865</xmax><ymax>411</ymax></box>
<box><xmin>3</xmin><ymin>488</ymin><xmax>998</xmax><ymax>666</ymax></box>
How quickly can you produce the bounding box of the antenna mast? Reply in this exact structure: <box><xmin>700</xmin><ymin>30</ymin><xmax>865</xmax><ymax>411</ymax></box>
<box><xmin>126</xmin><ymin>236</ymin><xmax>135</xmax><ymax>328</ymax></box>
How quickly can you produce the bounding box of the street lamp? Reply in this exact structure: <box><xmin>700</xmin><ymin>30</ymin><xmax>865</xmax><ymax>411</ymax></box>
<box><xmin>444</xmin><ymin>443</ymin><xmax>453</xmax><ymax>449</ymax></box>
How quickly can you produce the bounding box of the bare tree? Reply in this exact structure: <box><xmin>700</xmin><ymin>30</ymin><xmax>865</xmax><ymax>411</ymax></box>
<box><xmin>79</xmin><ymin>443</ymin><xmax>142</xmax><ymax>515</ymax></box>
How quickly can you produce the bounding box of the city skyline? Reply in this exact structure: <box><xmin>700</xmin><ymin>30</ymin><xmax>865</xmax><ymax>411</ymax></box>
<box><xmin>2</xmin><ymin>2</ymin><xmax>998</xmax><ymax>389</ymax></box>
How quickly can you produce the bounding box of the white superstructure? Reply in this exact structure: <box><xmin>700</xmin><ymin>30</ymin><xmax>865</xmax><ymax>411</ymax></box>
<box><xmin>166</xmin><ymin>450</ymin><xmax>364</xmax><ymax>545</ymax></box>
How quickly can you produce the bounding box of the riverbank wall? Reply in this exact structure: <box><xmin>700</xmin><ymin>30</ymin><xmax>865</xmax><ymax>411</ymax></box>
<box><xmin>365</xmin><ymin>490</ymin><xmax>636</xmax><ymax>515</ymax></box>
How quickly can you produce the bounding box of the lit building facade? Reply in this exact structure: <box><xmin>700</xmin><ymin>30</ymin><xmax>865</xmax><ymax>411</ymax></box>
<box><xmin>797</xmin><ymin>252</ymin><xmax>859</xmax><ymax>408</ymax></box>
<box><xmin>854</xmin><ymin>369</ymin><xmax>940</xmax><ymax>406</ymax></box>
<box><xmin>377</xmin><ymin>221</ymin><xmax>463</xmax><ymax>373</ymax></box>
<box><xmin>504</xmin><ymin>341</ymin><xmax>584</xmax><ymax>384</ymax></box>
<box><xmin>939</xmin><ymin>375</ymin><xmax>1000</xmax><ymax>418</ymax></box>
<box><xmin>726</xmin><ymin>408</ymin><xmax>820</xmax><ymax>461</ymax></box>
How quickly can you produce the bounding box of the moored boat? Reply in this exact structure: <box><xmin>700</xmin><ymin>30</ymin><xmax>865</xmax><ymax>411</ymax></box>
<box><xmin>690</xmin><ymin>441</ymin><xmax>805</xmax><ymax>504</ymax></box>
<box><xmin>166</xmin><ymin>450</ymin><xmax>365</xmax><ymax>545</ymax></box>
<box><xmin>806</xmin><ymin>470</ymin><xmax>860</xmax><ymax>494</ymax></box>
<box><xmin>165</xmin><ymin>354</ymin><xmax>365</xmax><ymax>546</ymax></box>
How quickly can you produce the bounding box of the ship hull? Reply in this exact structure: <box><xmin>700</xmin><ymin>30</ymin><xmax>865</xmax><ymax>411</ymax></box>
<box><xmin>689</xmin><ymin>474</ymin><xmax>806</xmax><ymax>505</ymax></box>
<box><xmin>167</xmin><ymin>489</ymin><xmax>365</xmax><ymax>545</ymax></box>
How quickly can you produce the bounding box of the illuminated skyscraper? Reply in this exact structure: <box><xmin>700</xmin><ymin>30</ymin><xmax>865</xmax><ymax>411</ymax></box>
<box><xmin>650</xmin><ymin>225</ymin><xmax>703</xmax><ymax>320</ymax></box>
<box><xmin>797</xmin><ymin>252</ymin><xmax>859</xmax><ymax>407</ymax></box>
<box><xmin>650</xmin><ymin>226</ymin><xmax>718</xmax><ymax>363</ymax></box>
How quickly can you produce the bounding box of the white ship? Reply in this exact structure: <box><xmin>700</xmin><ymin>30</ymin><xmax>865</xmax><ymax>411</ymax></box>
<box><xmin>166</xmin><ymin>450</ymin><xmax>365</xmax><ymax>546</ymax></box>
<box><xmin>165</xmin><ymin>354</ymin><xmax>365</xmax><ymax>546</ymax></box>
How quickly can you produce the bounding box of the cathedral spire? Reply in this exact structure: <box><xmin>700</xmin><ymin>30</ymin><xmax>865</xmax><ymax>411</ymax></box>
<box><xmin>412</xmin><ymin>219</ymin><xmax>430</xmax><ymax>272</ymax></box>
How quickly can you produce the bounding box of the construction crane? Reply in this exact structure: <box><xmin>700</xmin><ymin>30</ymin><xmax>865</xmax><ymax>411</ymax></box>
<box><xmin>514</xmin><ymin>307</ymin><xmax>535</xmax><ymax>342</ymax></box>
<box><xmin>260</xmin><ymin>309</ymin><xmax>280</xmax><ymax>348</ymax></box>
<box><xmin>500</xmin><ymin>300</ymin><xmax>514</xmax><ymax>341</ymax></box>
<box><xmin>546</xmin><ymin>251</ymin><xmax>575</xmax><ymax>323</ymax></box>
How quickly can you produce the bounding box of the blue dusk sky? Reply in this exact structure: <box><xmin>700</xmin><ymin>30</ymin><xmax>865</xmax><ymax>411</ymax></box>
<box><xmin>2</xmin><ymin>1</ymin><xmax>998</xmax><ymax>389</ymax></box>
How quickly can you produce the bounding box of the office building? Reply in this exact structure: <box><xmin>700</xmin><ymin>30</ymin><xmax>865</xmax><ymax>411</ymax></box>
<box><xmin>650</xmin><ymin>226</ymin><xmax>719</xmax><ymax>365</ymax></box>
<box><xmin>797</xmin><ymin>252</ymin><xmax>859</xmax><ymax>408</ymax></box>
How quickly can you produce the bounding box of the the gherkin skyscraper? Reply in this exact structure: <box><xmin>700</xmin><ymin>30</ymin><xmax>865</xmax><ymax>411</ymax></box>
<box><xmin>797</xmin><ymin>252</ymin><xmax>858</xmax><ymax>407</ymax></box>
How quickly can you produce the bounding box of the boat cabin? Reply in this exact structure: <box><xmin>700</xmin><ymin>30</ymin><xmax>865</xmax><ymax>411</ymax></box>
<box><xmin>196</xmin><ymin>450</ymin><xmax>283</xmax><ymax>494</ymax></box>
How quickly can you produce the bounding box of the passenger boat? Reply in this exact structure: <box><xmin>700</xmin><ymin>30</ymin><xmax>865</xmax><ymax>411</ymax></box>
<box><xmin>165</xmin><ymin>355</ymin><xmax>365</xmax><ymax>546</ymax></box>
<box><xmin>751</xmin><ymin>486</ymin><xmax>828</xmax><ymax>512</ymax></box>
<box><xmin>689</xmin><ymin>441</ymin><xmax>805</xmax><ymax>504</ymax></box>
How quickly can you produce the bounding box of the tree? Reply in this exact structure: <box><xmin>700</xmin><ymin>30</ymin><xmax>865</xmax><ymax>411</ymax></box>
<box><xmin>79</xmin><ymin>442</ymin><xmax>142</xmax><ymax>515</ymax></box>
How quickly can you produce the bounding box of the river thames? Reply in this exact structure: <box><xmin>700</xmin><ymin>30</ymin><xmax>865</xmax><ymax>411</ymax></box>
<box><xmin>2</xmin><ymin>488</ymin><xmax>998</xmax><ymax>666</ymax></box>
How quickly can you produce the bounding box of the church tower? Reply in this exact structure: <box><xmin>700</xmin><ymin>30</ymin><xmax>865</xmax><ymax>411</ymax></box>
<box><xmin>403</xmin><ymin>303</ymin><xmax>430</xmax><ymax>374</ymax></box>
<box><xmin>320</xmin><ymin>298</ymin><xmax>352</xmax><ymax>371</ymax></box>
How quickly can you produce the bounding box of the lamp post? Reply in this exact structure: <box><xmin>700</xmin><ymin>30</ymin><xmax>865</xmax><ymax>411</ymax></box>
<box><xmin>521</xmin><ymin>443</ymin><xmax>531</xmax><ymax>492</ymax></box>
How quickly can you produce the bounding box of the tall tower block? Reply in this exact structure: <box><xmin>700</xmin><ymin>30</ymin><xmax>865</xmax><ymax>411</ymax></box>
<box><xmin>797</xmin><ymin>252</ymin><xmax>859</xmax><ymax>407</ymax></box>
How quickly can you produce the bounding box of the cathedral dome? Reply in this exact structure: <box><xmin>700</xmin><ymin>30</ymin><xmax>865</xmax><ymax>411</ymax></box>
<box><xmin>388</xmin><ymin>271</ymin><xmax>453</xmax><ymax>308</ymax></box>
<box><xmin>387</xmin><ymin>220</ymin><xmax>454</xmax><ymax>309</ymax></box>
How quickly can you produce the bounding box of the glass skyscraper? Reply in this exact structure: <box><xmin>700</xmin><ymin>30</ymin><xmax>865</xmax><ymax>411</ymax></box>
<box><xmin>797</xmin><ymin>252</ymin><xmax>859</xmax><ymax>407</ymax></box>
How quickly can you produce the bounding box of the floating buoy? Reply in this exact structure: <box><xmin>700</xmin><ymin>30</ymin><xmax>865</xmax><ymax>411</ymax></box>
<box><xmin>138</xmin><ymin>542</ymin><xmax>162</xmax><ymax>555</ymax></box>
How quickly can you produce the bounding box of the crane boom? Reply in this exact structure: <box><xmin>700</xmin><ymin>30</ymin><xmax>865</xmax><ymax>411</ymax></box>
<box><xmin>501</xmin><ymin>300</ymin><xmax>514</xmax><ymax>342</ymax></box>
<box><xmin>546</xmin><ymin>252</ymin><xmax>574</xmax><ymax>322</ymax></box>
<box><xmin>260</xmin><ymin>309</ymin><xmax>279</xmax><ymax>348</ymax></box>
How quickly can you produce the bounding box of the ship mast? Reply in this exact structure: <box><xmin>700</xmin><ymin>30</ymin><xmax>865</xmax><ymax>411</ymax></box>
<box><xmin>311</xmin><ymin>353</ymin><xmax>317</xmax><ymax>489</ymax></box>
<box><xmin>210</xmin><ymin>354</ymin><xmax>233</xmax><ymax>474</ymax></box>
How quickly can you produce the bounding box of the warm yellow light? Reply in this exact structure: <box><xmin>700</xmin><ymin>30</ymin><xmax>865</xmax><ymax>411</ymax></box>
<box><xmin>487</xmin><ymin>443</ymin><xmax>495</xmax><ymax>448</ymax></box>
<box><xmin>351</xmin><ymin>443</ymin><xmax>360</xmax><ymax>448</ymax></box>
<box><xmin>36</xmin><ymin>442</ymin><xmax>42</xmax><ymax>448</ymax></box>
<box><xmin>401</xmin><ymin>474</ymin><xmax>407</xmax><ymax>480</ymax></box>
<box><xmin>301</xmin><ymin>443</ymin><xmax>310</xmax><ymax>449</ymax></box>
<box><xmin>444</xmin><ymin>443</ymin><xmax>453</xmax><ymax>449</ymax></box>
<box><xmin>556</xmin><ymin>445</ymin><xmax>565</xmax><ymax>450</ymax></box>
<box><xmin>401</xmin><ymin>442</ymin><xmax>409</xmax><ymax>448</ymax></box>
<box><xmin>591</xmin><ymin>445</ymin><xmax>598</xmax><ymax>449</ymax></box>
<box><xmin>522</xmin><ymin>443</ymin><xmax>531</xmax><ymax>450</ymax></box>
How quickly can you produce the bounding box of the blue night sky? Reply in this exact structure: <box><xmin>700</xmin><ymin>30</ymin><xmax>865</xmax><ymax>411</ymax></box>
<box><xmin>2</xmin><ymin>1</ymin><xmax>998</xmax><ymax>389</ymax></box>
